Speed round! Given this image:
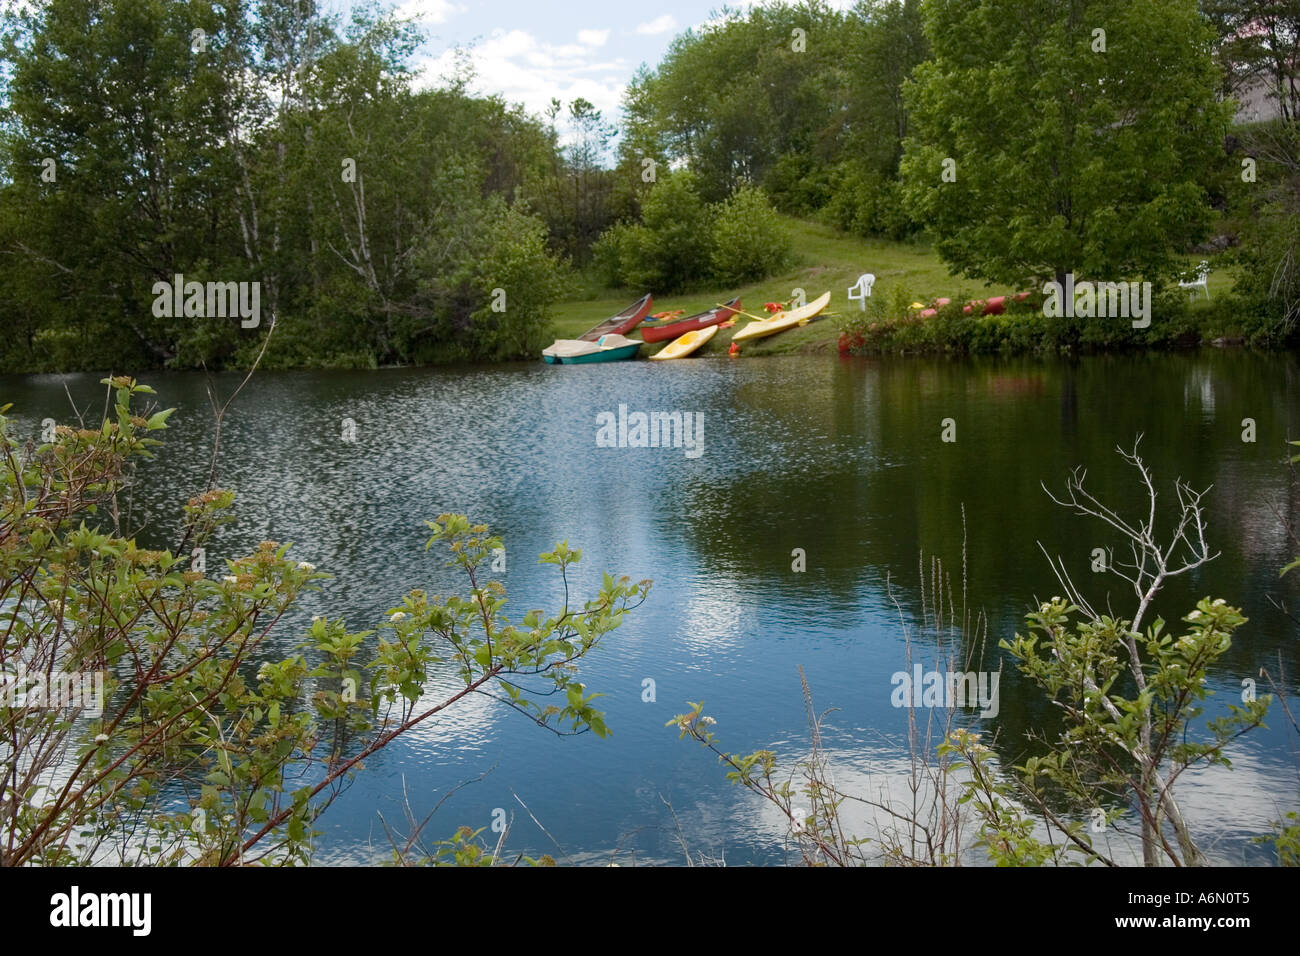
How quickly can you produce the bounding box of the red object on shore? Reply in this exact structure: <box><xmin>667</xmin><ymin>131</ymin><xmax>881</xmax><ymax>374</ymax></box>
<box><xmin>640</xmin><ymin>298</ymin><xmax>741</xmax><ymax>343</ymax></box>
<box><xmin>935</xmin><ymin>291</ymin><xmax>1024</xmax><ymax>317</ymax></box>
<box><xmin>929</xmin><ymin>292</ymin><xmax>1026</xmax><ymax>319</ymax></box>
<box><xmin>728</xmin><ymin>342</ymin><xmax>741</xmax><ymax>357</ymax></box>
<box><xmin>962</xmin><ymin>297</ymin><xmax>1008</xmax><ymax>315</ymax></box>
<box><xmin>578</xmin><ymin>293</ymin><xmax>654</xmax><ymax>341</ymax></box>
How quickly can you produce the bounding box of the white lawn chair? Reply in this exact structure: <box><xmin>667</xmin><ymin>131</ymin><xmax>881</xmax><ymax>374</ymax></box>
<box><xmin>1178</xmin><ymin>260</ymin><xmax>1210</xmax><ymax>299</ymax></box>
<box><xmin>847</xmin><ymin>273</ymin><xmax>876</xmax><ymax>310</ymax></box>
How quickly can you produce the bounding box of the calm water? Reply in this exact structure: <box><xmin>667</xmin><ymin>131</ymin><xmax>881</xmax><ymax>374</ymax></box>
<box><xmin>4</xmin><ymin>351</ymin><xmax>1299</xmax><ymax>865</ymax></box>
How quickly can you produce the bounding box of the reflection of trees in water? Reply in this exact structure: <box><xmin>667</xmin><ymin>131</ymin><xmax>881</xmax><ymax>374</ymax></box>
<box><xmin>673</xmin><ymin>352</ymin><xmax>1300</xmax><ymax>782</ymax></box>
<box><xmin>1060</xmin><ymin>361</ymin><xmax>1077</xmax><ymax>435</ymax></box>
<box><xmin>4</xmin><ymin>356</ymin><xmax>1298</xmax><ymax>859</ymax></box>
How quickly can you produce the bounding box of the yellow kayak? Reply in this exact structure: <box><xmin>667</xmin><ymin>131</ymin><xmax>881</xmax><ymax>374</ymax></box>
<box><xmin>649</xmin><ymin>324</ymin><xmax>719</xmax><ymax>360</ymax></box>
<box><xmin>731</xmin><ymin>291</ymin><xmax>832</xmax><ymax>342</ymax></box>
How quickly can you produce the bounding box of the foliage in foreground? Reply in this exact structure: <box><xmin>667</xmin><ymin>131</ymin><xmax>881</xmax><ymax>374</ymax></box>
<box><xmin>0</xmin><ymin>380</ymin><xmax>648</xmax><ymax>865</ymax></box>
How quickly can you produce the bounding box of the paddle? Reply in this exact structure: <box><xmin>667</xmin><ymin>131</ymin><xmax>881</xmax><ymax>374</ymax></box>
<box><xmin>716</xmin><ymin>303</ymin><xmax>778</xmax><ymax>323</ymax></box>
<box><xmin>718</xmin><ymin>302</ymin><xmax>836</xmax><ymax>325</ymax></box>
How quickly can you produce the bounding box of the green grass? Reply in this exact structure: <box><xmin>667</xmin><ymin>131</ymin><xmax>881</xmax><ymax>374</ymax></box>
<box><xmin>547</xmin><ymin>215</ymin><xmax>1238</xmax><ymax>358</ymax></box>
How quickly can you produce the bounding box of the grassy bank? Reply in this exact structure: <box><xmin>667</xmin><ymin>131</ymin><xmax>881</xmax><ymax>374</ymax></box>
<box><xmin>549</xmin><ymin>216</ymin><xmax>1257</xmax><ymax>359</ymax></box>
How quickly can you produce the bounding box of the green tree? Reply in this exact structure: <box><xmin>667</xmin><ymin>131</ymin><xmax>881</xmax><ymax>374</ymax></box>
<box><xmin>0</xmin><ymin>0</ymin><xmax>252</xmax><ymax>367</ymax></box>
<box><xmin>0</xmin><ymin>1</ymin><xmax>564</xmax><ymax>371</ymax></box>
<box><xmin>592</xmin><ymin>170</ymin><xmax>716</xmax><ymax>291</ymax></box>
<box><xmin>621</xmin><ymin>1</ymin><xmax>925</xmax><ymax>231</ymax></box>
<box><xmin>411</xmin><ymin>196</ymin><xmax>565</xmax><ymax>362</ymax></box>
<box><xmin>611</xmin><ymin>65</ymin><xmax>667</xmax><ymax>223</ymax></box>
<box><xmin>638</xmin><ymin>2</ymin><xmax>853</xmax><ymax>204</ymax></box>
<box><xmin>821</xmin><ymin>1</ymin><xmax>928</xmax><ymax>238</ymax></box>
<box><xmin>902</xmin><ymin>0</ymin><xmax>1231</xmax><ymax>289</ymax></box>
<box><xmin>527</xmin><ymin>97</ymin><xmax>618</xmax><ymax>262</ymax></box>
<box><xmin>710</xmin><ymin>185</ymin><xmax>794</xmax><ymax>284</ymax></box>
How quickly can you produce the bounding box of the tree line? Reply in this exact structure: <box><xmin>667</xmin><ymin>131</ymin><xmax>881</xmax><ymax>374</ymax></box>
<box><xmin>615</xmin><ymin>0</ymin><xmax>1300</xmax><ymax>331</ymax></box>
<box><xmin>2</xmin><ymin>0</ymin><xmax>1299</xmax><ymax>371</ymax></box>
<box><xmin>0</xmin><ymin>0</ymin><xmax>647</xmax><ymax>371</ymax></box>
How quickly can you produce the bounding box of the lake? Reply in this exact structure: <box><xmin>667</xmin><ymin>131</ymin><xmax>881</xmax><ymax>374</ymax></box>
<box><xmin>4</xmin><ymin>350</ymin><xmax>1298</xmax><ymax>865</ymax></box>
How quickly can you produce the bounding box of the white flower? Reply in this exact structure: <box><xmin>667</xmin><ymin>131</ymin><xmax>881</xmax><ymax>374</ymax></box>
<box><xmin>1212</xmin><ymin>599</ymin><xmax>1226</xmax><ymax>607</ymax></box>
<box><xmin>1051</xmin><ymin>596</ymin><xmax>1061</xmax><ymax>603</ymax></box>
<box><xmin>1040</xmin><ymin>602</ymin><xmax>1051</xmax><ymax>613</ymax></box>
<box><xmin>222</xmin><ymin>575</ymin><xmax>237</xmax><ymax>584</ymax></box>
<box><xmin>700</xmin><ymin>716</ymin><xmax>717</xmax><ymax>727</ymax></box>
<box><xmin>94</xmin><ymin>733</ymin><xmax>108</xmax><ymax>743</ymax></box>
<box><xmin>1188</xmin><ymin>610</ymin><xmax>1203</xmax><ymax>621</ymax></box>
<box><xmin>389</xmin><ymin>611</ymin><xmax>407</xmax><ymax>623</ymax></box>
<box><xmin>298</xmin><ymin>562</ymin><xmax>315</xmax><ymax>571</ymax></box>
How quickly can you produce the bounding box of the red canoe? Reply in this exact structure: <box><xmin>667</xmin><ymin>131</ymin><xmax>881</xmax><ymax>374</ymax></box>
<box><xmin>640</xmin><ymin>298</ymin><xmax>742</xmax><ymax>343</ymax></box>
<box><xmin>579</xmin><ymin>294</ymin><xmax>654</xmax><ymax>341</ymax></box>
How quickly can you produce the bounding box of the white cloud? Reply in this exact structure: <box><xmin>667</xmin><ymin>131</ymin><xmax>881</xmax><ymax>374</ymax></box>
<box><xmin>394</xmin><ymin>0</ymin><xmax>466</xmax><ymax>25</ymax></box>
<box><xmin>576</xmin><ymin>29</ymin><xmax>609</xmax><ymax>48</ymax></box>
<box><xmin>634</xmin><ymin>15</ymin><xmax>678</xmax><ymax>36</ymax></box>
<box><xmin>412</xmin><ymin>29</ymin><xmax>628</xmax><ymax>138</ymax></box>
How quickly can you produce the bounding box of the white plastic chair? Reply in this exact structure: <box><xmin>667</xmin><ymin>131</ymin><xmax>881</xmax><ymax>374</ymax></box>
<box><xmin>847</xmin><ymin>273</ymin><xmax>876</xmax><ymax>310</ymax></box>
<box><xmin>1178</xmin><ymin>261</ymin><xmax>1210</xmax><ymax>299</ymax></box>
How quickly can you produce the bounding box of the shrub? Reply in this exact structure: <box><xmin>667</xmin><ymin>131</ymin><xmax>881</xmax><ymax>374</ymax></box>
<box><xmin>710</xmin><ymin>185</ymin><xmax>793</xmax><ymax>286</ymax></box>
<box><xmin>670</xmin><ymin>443</ymin><xmax>1270</xmax><ymax>867</ymax></box>
<box><xmin>835</xmin><ymin>283</ymin><xmax>1284</xmax><ymax>356</ymax></box>
<box><xmin>591</xmin><ymin>222</ymin><xmax>633</xmax><ymax>288</ymax></box>
<box><xmin>822</xmin><ymin>163</ymin><xmax>916</xmax><ymax>241</ymax></box>
<box><xmin>638</xmin><ymin>170</ymin><xmax>716</xmax><ymax>290</ymax></box>
<box><xmin>587</xmin><ymin>175</ymin><xmax>712</xmax><ymax>292</ymax></box>
<box><xmin>463</xmin><ymin>200</ymin><xmax>567</xmax><ymax>360</ymax></box>
<box><xmin>592</xmin><ymin>177</ymin><xmax>794</xmax><ymax>292</ymax></box>
<box><xmin>763</xmin><ymin>152</ymin><xmax>833</xmax><ymax>214</ymax></box>
<box><xmin>0</xmin><ymin>383</ymin><xmax>648</xmax><ymax>865</ymax></box>
<box><xmin>409</xmin><ymin>197</ymin><xmax>566</xmax><ymax>362</ymax></box>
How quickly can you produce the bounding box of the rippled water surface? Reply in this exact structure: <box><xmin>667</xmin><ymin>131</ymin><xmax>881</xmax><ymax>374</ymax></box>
<box><xmin>4</xmin><ymin>351</ymin><xmax>1298</xmax><ymax>864</ymax></box>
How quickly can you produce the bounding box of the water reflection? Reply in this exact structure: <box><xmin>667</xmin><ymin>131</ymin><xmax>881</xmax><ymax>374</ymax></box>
<box><xmin>1</xmin><ymin>350</ymin><xmax>1297</xmax><ymax>865</ymax></box>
